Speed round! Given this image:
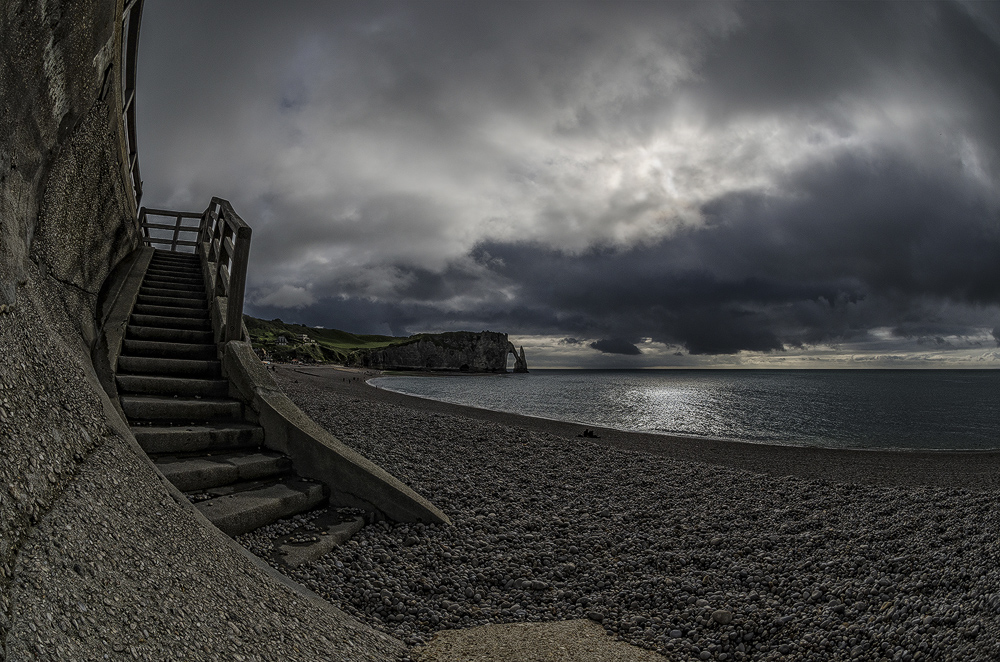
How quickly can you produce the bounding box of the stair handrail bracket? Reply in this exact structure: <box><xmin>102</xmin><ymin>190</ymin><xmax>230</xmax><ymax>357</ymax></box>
<box><xmin>201</xmin><ymin>197</ymin><xmax>252</xmax><ymax>343</ymax></box>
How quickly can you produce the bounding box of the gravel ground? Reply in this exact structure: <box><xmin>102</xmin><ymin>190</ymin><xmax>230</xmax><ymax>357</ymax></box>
<box><xmin>248</xmin><ymin>366</ymin><xmax>1000</xmax><ymax>662</ymax></box>
<box><xmin>412</xmin><ymin>619</ymin><xmax>666</xmax><ymax>661</ymax></box>
<box><xmin>6</xmin><ymin>433</ymin><xmax>404</xmax><ymax>662</ymax></box>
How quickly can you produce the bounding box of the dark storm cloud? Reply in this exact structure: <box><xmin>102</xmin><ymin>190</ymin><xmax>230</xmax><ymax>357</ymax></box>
<box><xmin>590</xmin><ymin>339</ymin><xmax>642</xmax><ymax>356</ymax></box>
<box><xmin>138</xmin><ymin>1</ymin><xmax>1000</xmax><ymax>361</ymax></box>
<box><xmin>689</xmin><ymin>2</ymin><xmax>1000</xmax><ymax>158</ymax></box>
<box><xmin>380</xmin><ymin>148</ymin><xmax>998</xmax><ymax>355</ymax></box>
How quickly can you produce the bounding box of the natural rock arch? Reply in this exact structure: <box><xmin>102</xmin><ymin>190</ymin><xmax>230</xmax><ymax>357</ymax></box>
<box><xmin>507</xmin><ymin>342</ymin><xmax>528</xmax><ymax>373</ymax></box>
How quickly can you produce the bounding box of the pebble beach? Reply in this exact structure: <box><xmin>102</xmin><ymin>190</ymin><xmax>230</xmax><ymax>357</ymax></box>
<box><xmin>242</xmin><ymin>365</ymin><xmax>1000</xmax><ymax>661</ymax></box>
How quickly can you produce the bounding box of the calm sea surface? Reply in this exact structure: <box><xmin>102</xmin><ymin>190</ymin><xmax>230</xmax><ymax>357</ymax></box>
<box><xmin>370</xmin><ymin>369</ymin><xmax>1000</xmax><ymax>450</ymax></box>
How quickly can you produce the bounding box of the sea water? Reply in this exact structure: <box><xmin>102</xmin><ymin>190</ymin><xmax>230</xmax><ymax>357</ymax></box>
<box><xmin>370</xmin><ymin>369</ymin><xmax>1000</xmax><ymax>450</ymax></box>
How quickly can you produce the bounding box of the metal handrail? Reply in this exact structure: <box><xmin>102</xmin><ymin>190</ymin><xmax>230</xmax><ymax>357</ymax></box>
<box><xmin>121</xmin><ymin>1</ymin><xmax>250</xmax><ymax>344</ymax></box>
<box><xmin>137</xmin><ymin>198</ymin><xmax>252</xmax><ymax>343</ymax></box>
<box><xmin>137</xmin><ymin>208</ymin><xmax>203</xmax><ymax>251</ymax></box>
<box><xmin>202</xmin><ymin>197</ymin><xmax>252</xmax><ymax>343</ymax></box>
<box><xmin>121</xmin><ymin>0</ymin><xmax>143</xmax><ymax>211</ymax></box>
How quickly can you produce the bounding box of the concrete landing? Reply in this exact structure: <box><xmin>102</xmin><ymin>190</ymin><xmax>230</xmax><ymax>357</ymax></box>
<box><xmin>412</xmin><ymin>619</ymin><xmax>663</xmax><ymax>662</ymax></box>
<box><xmin>278</xmin><ymin>513</ymin><xmax>365</xmax><ymax>567</ymax></box>
<box><xmin>194</xmin><ymin>478</ymin><xmax>326</xmax><ymax>535</ymax></box>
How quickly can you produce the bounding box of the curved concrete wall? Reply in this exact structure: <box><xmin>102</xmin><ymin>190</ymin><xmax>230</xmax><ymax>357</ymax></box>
<box><xmin>1</xmin><ymin>0</ymin><xmax>140</xmax><ymax>635</ymax></box>
<box><xmin>0</xmin><ymin>2</ymin><xmax>402</xmax><ymax>659</ymax></box>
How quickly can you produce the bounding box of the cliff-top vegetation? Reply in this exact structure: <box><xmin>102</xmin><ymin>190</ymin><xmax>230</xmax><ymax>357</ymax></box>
<box><xmin>244</xmin><ymin>316</ymin><xmax>409</xmax><ymax>363</ymax></box>
<box><xmin>245</xmin><ymin>316</ymin><xmax>506</xmax><ymax>365</ymax></box>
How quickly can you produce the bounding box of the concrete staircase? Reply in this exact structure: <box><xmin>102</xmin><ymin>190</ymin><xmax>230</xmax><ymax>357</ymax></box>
<box><xmin>117</xmin><ymin>249</ymin><xmax>326</xmax><ymax>536</ymax></box>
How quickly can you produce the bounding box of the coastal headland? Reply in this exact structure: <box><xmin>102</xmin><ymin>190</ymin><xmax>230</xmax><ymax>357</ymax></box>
<box><xmin>246</xmin><ymin>317</ymin><xmax>528</xmax><ymax>373</ymax></box>
<box><xmin>253</xmin><ymin>364</ymin><xmax>1000</xmax><ymax>660</ymax></box>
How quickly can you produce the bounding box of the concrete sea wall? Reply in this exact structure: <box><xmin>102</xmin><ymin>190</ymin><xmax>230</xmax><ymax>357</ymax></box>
<box><xmin>1</xmin><ymin>0</ymin><xmax>140</xmax><ymax>637</ymax></box>
<box><xmin>0</xmin><ymin>2</ymin><xmax>402</xmax><ymax>659</ymax></box>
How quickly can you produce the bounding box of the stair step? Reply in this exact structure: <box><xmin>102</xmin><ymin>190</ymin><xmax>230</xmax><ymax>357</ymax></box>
<box><xmin>149</xmin><ymin>256</ymin><xmax>201</xmax><ymax>269</ymax></box>
<box><xmin>132</xmin><ymin>423</ymin><xmax>263</xmax><ymax>454</ymax></box>
<box><xmin>143</xmin><ymin>272</ymin><xmax>205</xmax><ymax>285</ymax></box>
<box><xmin>121</xmin><ymin>251</ymin><xmax>330</xmax><ymax>538</ymax></box>
<box><xmin>126</xmin><ymin>325</ymin><xmax>215</xmax><ymax>344</ymax></box>
<box><xmin>149</xmin><ymin>253</ymin><xmax>200</xmax><ymax>263</ymax></box>
<box><xmin>143</xmin><ymin>271</ymin><xmax>204</xmax><ymax>283</ymax></box>
<box><xmin>136</xmin><ymin>294</ymin><xmax>207</xmax><ymax>309</ymax></box>
<box><xmin>119</xmin><ymin>394</ymin><xmax>241</xmax><ymax>421</ymax></box>
<box><xmin>145</xmin><ymin>264</ymin><xmax>202</xmax><ymax>276</ymax></box>
<box><xmin>117</xmin><ymin>354</ymin><xmax>221</xmax><ymax>377</ymax></box>
<box><xmin>116</xmin><ymin>374</ymin><xmax>229</xmax><ymax>397</ymax></box>
<box><xmin>151</xmin><ymin>256</ymin><xmax>199</xmax><ymax>262</ymax></box>
<box><xmin>151</xmin><ymin>253</ymin><xmax>200</xmax><ymax>263</ymax></box>
<box><xmin>140</xmin><ymin>283</ymin><xmax>206</xmax><ymax>297</ymax></box>
<box><xmin>139</xmin><ymin>286</ymin><xmax>206</xmax><ymax>300</ymax></box>
<box><xmin>132</xmin><ymin>304</ymin><xmax>209</xmax><ymax>320</ymax></box>
<box><xmin>194</xmin><ymin>479</ymin><xmax>326</xmax><ymax>536</ymax></box>
<box><xmin>155</xmin><ymin>451</ymin><xmax>291</xmax><ymax>492</ymax></box>
<box><xmin>130</xmin><ymin>314</ymin><xmax>211</xmax><ymax>331</ymax></box>
<box><xmin>121</xmin><ymin>339</ymin><xmax>216</xmax><ymax>360</ymax></box>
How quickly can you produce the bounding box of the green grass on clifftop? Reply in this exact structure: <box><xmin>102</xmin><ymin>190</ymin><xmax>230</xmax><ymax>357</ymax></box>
<box><xmin>245</xmin><ymin>317</ymin><xmax>506</xmax><ymax>365</ymax></box>
<box><xmin>244</xmin><ymin>316</ymin><xmax>407</xmax><ymax>363</ymax></box>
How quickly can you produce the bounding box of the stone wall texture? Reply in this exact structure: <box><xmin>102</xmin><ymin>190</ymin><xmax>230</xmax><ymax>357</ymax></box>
<box><xmin>0</xmin><ymin>2</ymin><xmax>402</xmax><ymax>659</ymax></box>
<box><xmin>1</xmin><ymin>0</ymin><xmax>138</xmax><ymax>641</ymax></box>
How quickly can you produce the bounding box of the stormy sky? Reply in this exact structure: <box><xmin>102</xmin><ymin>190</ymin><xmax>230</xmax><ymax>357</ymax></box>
<box><xmin>138</xmin><ymin>1</ymin><xmax>1000</xmax><ymax>367</ymax></box>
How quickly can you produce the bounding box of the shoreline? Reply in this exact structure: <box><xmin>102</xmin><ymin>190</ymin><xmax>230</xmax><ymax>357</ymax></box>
<box><xmin>286</xmin><ymin>364</ymin><xmax>1000</xmax><ymax>490</ymax></box>
<box><xmin>263</xmin><ymin>363</ymin><xmax>1000</xmax><ymax>660</ymax></box>
<box><xmin>370</xmin><ymin>381</ymin><xmax>996</xmax><ymax>455</ymax></box>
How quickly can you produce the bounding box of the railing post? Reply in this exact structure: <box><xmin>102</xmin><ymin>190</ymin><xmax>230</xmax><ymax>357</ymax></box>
<box><xmin>138</xmin><ymin>198</ymin><xmax>252</xmax><ymax>342</ymax></box>
<box><xmin>171</xmin><ymin>214</ymin><xmax>182</xmax><ymax>251</ymax></box>
<box><xmin>225</xmin><ymin>225</ymin><xmax>252</xmax><ymax>342</ymax></box>
<box><xmin>198</xmin><ymin>200</ymin><xmax>215</xmax><ymax>246</ymax></box>
<box><xmin>138</xmin><ymin>206</ymin><xmax>148</xmax><ymax>245</ymax></box>
<box><xmin>121</xmin><ymin>0</ymin><xmax>144</xmax><ymax>217</ymax></box>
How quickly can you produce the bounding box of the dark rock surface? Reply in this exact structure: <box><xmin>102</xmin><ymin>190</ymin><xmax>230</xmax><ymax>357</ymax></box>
<box><xmin>509</xmin><ymin>343</ymin><xmax>528</xmax><ymax>373</ymax></box>
<box><xmin>350</xmin><ymin>331</ymin><xmax>525</xmax><ymax>373</ymax></box>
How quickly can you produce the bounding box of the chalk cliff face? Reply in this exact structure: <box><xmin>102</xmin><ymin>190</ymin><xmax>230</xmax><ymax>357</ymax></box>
<box><xmin>512</xmin><ymin>344</ymin><xmax>529</xmax><ymax>373</ymax></box>
<box><xmin>350</xmin><ymin>331</ymin><xmax>527</xmax><ymax>373</ymax></box>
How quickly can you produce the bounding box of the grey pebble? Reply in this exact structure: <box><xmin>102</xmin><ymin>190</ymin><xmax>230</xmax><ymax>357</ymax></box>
<box><xmin>236</xmin><ymin>370</ymin><xmax>1000</xmax><ymax>662</ymax></box>
<box><xmin>712</xmin><ymin>609</ymin><xmax>733</xmax><ymax>625</ymax></box>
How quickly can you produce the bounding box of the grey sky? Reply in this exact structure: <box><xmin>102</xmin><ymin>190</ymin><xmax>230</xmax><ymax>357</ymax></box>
<box><xmin>138</xmin><ymin>1</ymin><xmax>1000</xmax><ymax>367</ymax></box>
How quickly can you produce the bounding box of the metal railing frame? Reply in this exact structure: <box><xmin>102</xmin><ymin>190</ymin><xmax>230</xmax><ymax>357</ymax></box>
<box><xmin>123</xmin><ymin>0</ymin><xmax>250</xmax><ymax>344</ymax></box>
<box><xmin>137</xmin><ymin>208</ymin><xmax>202</xmax><ymax>251</ymax></box>
<box><xmin>138</xmin><ymin>198</ymin><xmax>252</xmax><ymax>343</ymax></box>
<box><xmin>121</xmin><ymin>0</ymin><xmax>143</xmax><ymax>211</ymax></box>
<box><xmin>202</xmin><ymin>197</ymin><xmax>252</xmax><ymax>343</ymax></box>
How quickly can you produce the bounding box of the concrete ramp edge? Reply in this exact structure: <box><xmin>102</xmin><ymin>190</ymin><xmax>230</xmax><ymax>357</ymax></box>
<box><xmin>223</xmin><ymin>340</ymin><xmax>451</xmax><ymax>525</ymax></box>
